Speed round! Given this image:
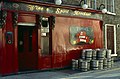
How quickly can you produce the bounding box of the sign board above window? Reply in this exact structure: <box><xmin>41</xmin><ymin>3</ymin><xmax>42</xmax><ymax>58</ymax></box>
<box><xmin>2</xmin><ymin>2</ymin><xmax>102</xmax><ymax>20</ymax></box>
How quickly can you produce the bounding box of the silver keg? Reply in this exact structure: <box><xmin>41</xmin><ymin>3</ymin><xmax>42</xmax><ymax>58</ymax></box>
<box><xmin>111</xmin><ymin>57</ymin><xmax>114</xmax><ymax>67</ymax></box>
<box><xmin>92</xmin><ymin>50</ymin><xmax>97</xmax><ymax>60</ymax></box>
<box><xmin>80</xmin><ymin>61</ymin><xmax>88</xmax><ymax>72</ymax></box>
<box><xmin>78</xmin><ymin>59</ymin><xmax>83</xmax><ymax>69</ymax></box>
<box><xmin>107</xmin><ymin>58</ymin><xmax>112</xmax><ymax>68</ymax></box>
<box><xmin>97</xmin><ymin>49</ymin><xmax>106</xmax><ymax>60</ymax></box>
<box><xmin>81</xmin><ymin>50</ymin><xmax>86</xmax><ymax>60</ymax></box>
<box><xmin>75</xmin><ymin>60</ymin><xmax>79</xmax><ymax>69</ymax></box>
<box><xmin>103</xmin><ymin>58</ymin><xmax>107</xmax><ymax>69</ymax></box>
<box><xmin>98</xmin><ymin>60</ymin><xmax>103</xmax><ymax>70</ymax></box>
<box><xmin>72</xmin><ymin>59</ymin><xmax>76</xmax><ymax>70</ymax></box>
<box><xmin>85</xmin><ymin>49</ymin><xmax>92</xmax><ymax>60</ymax></box>
<box><xmin>106</xmin><ymin>49</ymin><xmax>111</xmax><ymax>59</ymax></box>
<box><xmin>91</xmin><ymin>60</ymin><xmax>99</xmax><ymax>70</ymax></box>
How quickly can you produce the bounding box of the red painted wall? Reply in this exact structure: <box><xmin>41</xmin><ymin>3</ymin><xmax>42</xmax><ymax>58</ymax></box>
<box><xmin>0</xmin><ymin>12</ymin><xmax>18</xmax><ymax>75</ymax></box>
<box><xmin>0</xmin><ymin>29</ymin><xmax>3</xmax><ymax>74</ymax></box>
<box><xmin>0</xmin><ymin>12</ymin><xmax>103</xmax><ymax>74</ymax></box>
<box><xmin>52</xmin><ymin>16</ymin><xmax>103</xmax><ymax>68</ymax></box>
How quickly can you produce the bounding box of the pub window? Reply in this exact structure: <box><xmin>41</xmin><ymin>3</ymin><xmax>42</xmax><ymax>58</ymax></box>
<box><xmin>106</xmin><ymin>0</ymin><xmax>115</xmax><ymax>13</ymax></box>
<box><xmin>41</xmin><ymin>34</ymin><xmax>49</xmax><ymax>55</ymax></box>
<box><xmin>41</xmin><ymin>17</ymin><xmax>50</xmax><ymax>55</ymax></box>
<box><xmin>85</xmin><ymin>0</ymin><xmax>115</xmax><ymax>13</ymax></box>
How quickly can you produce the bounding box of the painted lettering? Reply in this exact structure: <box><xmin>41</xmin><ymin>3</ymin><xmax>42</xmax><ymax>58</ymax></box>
<box><xmin>56</xmin><ymin>8</ymin><xmax>69</xmax><ymax>14</ymax></box>
<box><xmin>35</xmin><ymin>6</ymin><xmax>44</xmax><ymax>11</ymax></box>
<box><xmin>27</xmin><ymin>5</ymin><xmax>34</xmax><ymax>11</ymax></box>
<box><xmin>73</xmin><ymin>11</ymin><xmax>91</xmax><ymax>16</ymax></box>
<box><xmin>46</xmin><ymin>8</ymin><xmax>50</xmax><ymax>12</ymax></box>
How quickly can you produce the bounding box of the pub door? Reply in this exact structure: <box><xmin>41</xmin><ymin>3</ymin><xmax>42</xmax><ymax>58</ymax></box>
<box><xmin>18</xmin><ymin>26</ymin><xmax>38</xmax><ymax>71</ymax></box>
<box><xmin>105</xmin><ymin>24</ymin><xmax>117</xmax><ymax>56</ymax></box>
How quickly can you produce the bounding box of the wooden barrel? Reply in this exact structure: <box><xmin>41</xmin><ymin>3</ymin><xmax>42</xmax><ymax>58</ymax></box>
<box><xmin>81</xmin><ymin>50</ymin><xmax>86</xmax><ymax>60</ymax></box>
<box><xmin>80</xmin><ymin>61</ymin><xmax>88</xmax><ymax>72</ymax></box>
<box><xmin>91</xmin><ymin>60</ymin><xmax>99</xmax><ymax>70</ymax></box>
<box><xmin>72</xmin><ymin>59</ymin><xmax>76</xmax><ymax>70</ymax></box>
<box><xmin>85</xmin><ymin>49</ymin><xmax>92</xmax><ymax>60</ymax></box>
<box><xmin>106</xmin><ymin>49</ymin><xmax>111</xmax><ymax>59</ymax></box>
<box><xmin>78</xmin><ymin>59</ymin><xmax>83</xmax><ymax>69</ymax></box>
<box><xmin>103</xmin><ymin>58</ymin><xmax>107</xmax><ymax>69</ymax></box>
<box><xmin>98</xmin><ymin>60</ymin><xmax>103</xmax><ymax>70</ymax></box>
<box><xmin>97</xmin><ymin>49</ymin><xmax>106</xmax><ymax>60</ymax></box>
<box><xmin>107</xmin><ymin>58</ymin><xmax>112</xmax><ymax>68</ymax></box>
<box><xmin>92</xmin><ymin>50</ymin><xmax>97</xmax><ymax>60</ymax></box>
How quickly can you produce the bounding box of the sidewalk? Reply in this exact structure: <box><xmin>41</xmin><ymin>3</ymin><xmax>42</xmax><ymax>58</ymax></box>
<box><xmin>1</xmin><ymin>60</ymin><xmax>120</xmax><ymax>79</ymax></box>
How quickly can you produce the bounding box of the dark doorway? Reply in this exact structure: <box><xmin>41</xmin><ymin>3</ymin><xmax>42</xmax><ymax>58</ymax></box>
<box><xmin>18</xmin><ymin>25</ymin><xmax>38</xmax><ymax>71</ymax></box>
<box><xmin>107</xmin><ymin>26</ymin><xmax>114</xmax><ymax>54</ymax></box>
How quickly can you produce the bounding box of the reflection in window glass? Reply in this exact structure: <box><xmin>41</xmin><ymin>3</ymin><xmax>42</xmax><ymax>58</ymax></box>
<box><xmin>41</xmin><ymin>34</ymin><xmax>49</xmax><ymax>55</ymax></box>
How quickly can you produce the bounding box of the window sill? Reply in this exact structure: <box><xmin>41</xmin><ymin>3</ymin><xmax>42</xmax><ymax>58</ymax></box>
<box><xmin>111</xmin><ymin>54</ymin><xmax>117</xmax><ymax>57</ymax></box>
<box><xmin>106</xmin><ymin>11</ymin><xmax>116</xmax><ymax>16</ymax></box>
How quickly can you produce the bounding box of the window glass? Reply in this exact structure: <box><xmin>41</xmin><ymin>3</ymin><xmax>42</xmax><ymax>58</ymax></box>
<box><xmin>86</xmin><ymin>0</ymin><xmax>115</xmax><ymax>13</ymax></box>
<box><xmin>41</xmin><ymin>17</ymin><xmax>50</xmax><ymax>56</ymax></box>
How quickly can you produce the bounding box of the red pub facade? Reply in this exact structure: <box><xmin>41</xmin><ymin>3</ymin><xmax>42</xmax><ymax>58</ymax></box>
<box><xmin>0</xmin><ymin>0</ymin><xmax>103</xmax><ymax>75</ymax></box>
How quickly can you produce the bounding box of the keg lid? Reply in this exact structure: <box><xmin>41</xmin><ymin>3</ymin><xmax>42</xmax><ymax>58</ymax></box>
<box><xmin>85</xmin><ymin>49</ymin><xmax>92</xmax><ymax>51</ymax></box>
<box><xmin>72</xmin><ymin>59</ymin><xmax>76</xmax><ymax>61</ymax></box>
<box><xmin>92</xmin><ymin>49</ymin><xmax>96</xmax><ymax>51</ymax></box>
<box><xmin>96</xmin><ymin>48</ymin><xmax>100</xmax><ymax>50</ymax></box>
<box><xmin>82</xmin><ymin>50</ymin><xmax>86</xmax><ymax>52</ymax></box>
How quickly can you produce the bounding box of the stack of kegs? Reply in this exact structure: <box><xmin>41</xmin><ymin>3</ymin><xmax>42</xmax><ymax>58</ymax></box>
<box><xmin>72</xmin><ymin>48</ymin><xmax>114</xmax><ymax>72</ymax></box>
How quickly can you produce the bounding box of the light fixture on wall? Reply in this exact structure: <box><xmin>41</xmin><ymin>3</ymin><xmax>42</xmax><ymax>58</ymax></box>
<box><xmin>102</xmin><ymin>8</ymin><xmax>107</xmax><ymax>13</ymax></box>
<box><xmin>117</xmin><ymin>24</ymin><xmax>120</xmax><ymax>28</ymax></box>
<box><xmin>82</xmin><ymin>4</ymin><xmax>88</xmax><ymax>9</ymax></box>
<box><xmin>55</xmin><ymin>0</ymin><xmax>62</xmax><ymax>5</ymax></box>
<box><xmin>79</xmin><ymin>0</ymin><xmax>88</xmax><ymax>9</ymax></box>
<box><xmin>98</xmin><ymin>4</ymin><xmax>107</xmax><ymax>13</ymax></box>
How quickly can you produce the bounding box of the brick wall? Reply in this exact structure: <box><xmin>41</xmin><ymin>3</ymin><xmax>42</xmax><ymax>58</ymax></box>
<box><xmin>102</xmin><ymin>0</ymin><xmax>120</xmax><ymax>57</ymax></box>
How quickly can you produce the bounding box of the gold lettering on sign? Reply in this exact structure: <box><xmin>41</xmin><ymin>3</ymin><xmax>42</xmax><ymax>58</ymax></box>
<box><xmin>56</xmin><ymin>8</ymin><xmax>60</xmax><ymax>14</ymax></box>
<box><xmin>27</xmin><ymin>5</ymin><xmax>34</xmax><ymax>11</ymax></box>
<box><xmin>46</xmin><ymin>8</ymin><xmax>50</xmax><ymax>12</ymax></box>
<box><xmin>73</xmin><ymin>11</ymin><xmax>91</xmax><ymax>16</ymax></box>
<box><xmin>56</xmin><ymin>8</ymin><xmax>69</xmax><ymax>14</ymax></box>
<box><xmin>27</xmin><ymin>5</ymin><xmax>91</xmax><ymax>17</ymax></box>
<box><xmin>35</xmin><ymin>6</ymin><xmax>44</xmax><ymax>11</ymax></box>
